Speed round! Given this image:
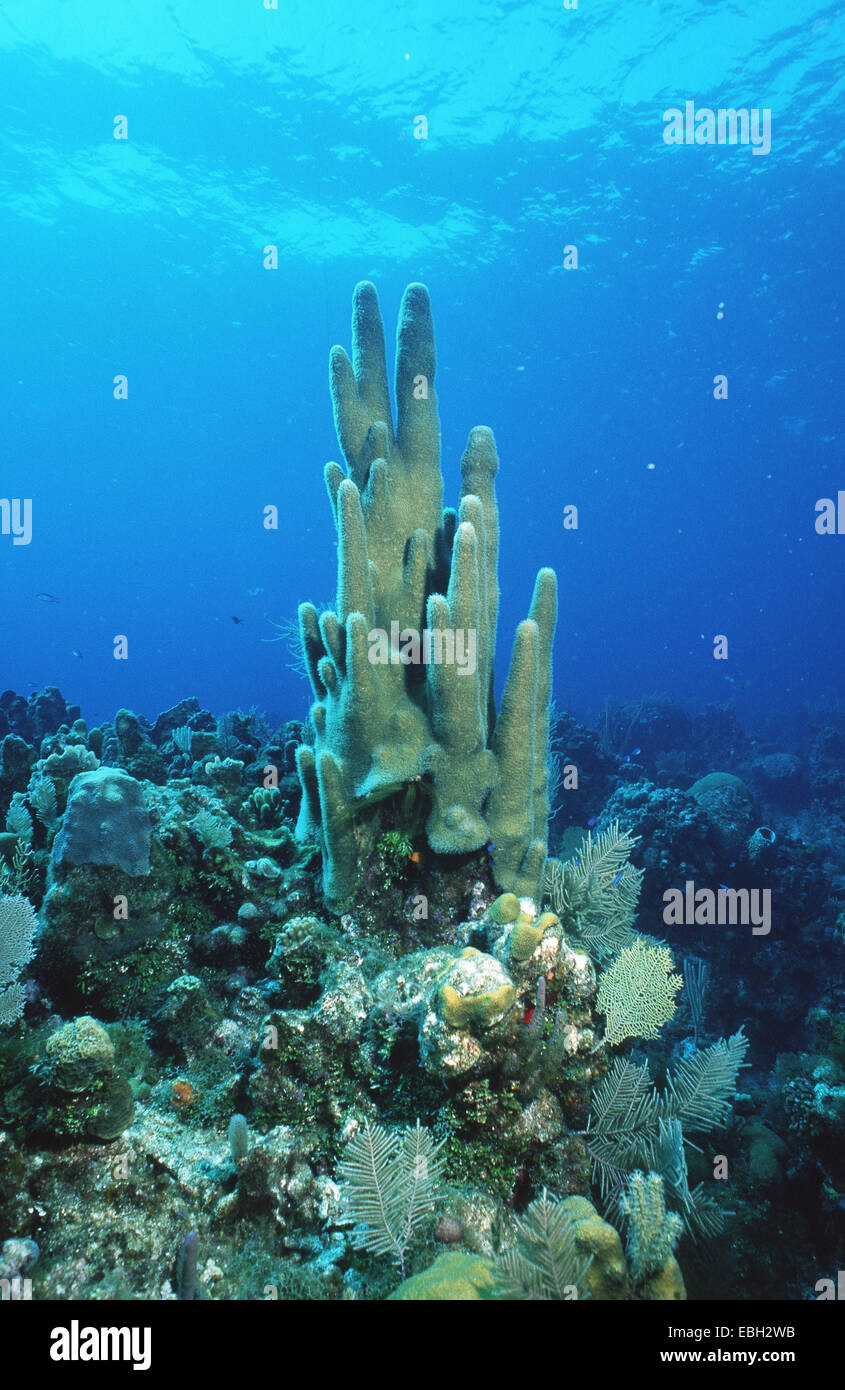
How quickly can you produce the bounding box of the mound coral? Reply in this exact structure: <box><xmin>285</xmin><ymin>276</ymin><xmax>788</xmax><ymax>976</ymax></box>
<box><xmin>53</xmin><ymin>767</ymin><xmax>151</xmax><ymax>877</ymax></box>
<box><xmin>389</xmin><ymin>1250</ymin><xmax>499</xmax><ymax>1300</ymax></box>
<box><xmin>687</xmin><ymin>771</ymin><xmax>757</xmax><ymax>858</ymax></box>
<box><xmin>295</xmin><ymin>282</ymin><xmax>557</xmax><ymax>906</ymax></box>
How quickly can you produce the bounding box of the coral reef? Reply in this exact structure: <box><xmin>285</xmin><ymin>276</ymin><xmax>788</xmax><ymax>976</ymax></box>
<box><xmin>1</xmin><ymin>657</ymin><xmax>834</xmax><ymax>1303</ymax></box>
<box><xmin>687</xmin><ymin>771</ymin><xmax>758</xmax><ymax>859</ymax></box>
<box><xmin>40</xmin><ymin>1015</ymin><xmax>135</xmax><ymax>1142</ymax></box>
<box><xmin>0</xmin><ymin>286</ymin><xmax>842</xmax><ymax>1309</ymax></box>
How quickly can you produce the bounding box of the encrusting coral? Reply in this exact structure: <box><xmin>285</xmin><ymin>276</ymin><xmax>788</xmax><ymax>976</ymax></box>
<box><xmin>295</xmin><ymin>282</ymin><xmax>557</xmax><ymax>905</ymax></box>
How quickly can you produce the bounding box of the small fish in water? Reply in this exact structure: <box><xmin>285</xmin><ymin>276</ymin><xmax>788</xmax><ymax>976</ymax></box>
<box><xmin>486</xmin><ymin>841</ymin><xmax>496</xmax><ymax>852</ymax></box>
<box><xmin>36</xmin><ymin>592</ymin><xmax>59</xmax><ymax>602</ymax></box>
<box><xmin>729</xmin><ymin>861</ymin><xmax>737</xmax><ymax>869</ymax></box>
<box><xmin>246</xmin><ymin>586</ymin><xmax>264</xmax><ymax>597</ymax></box>
<box><xmin>630</xmin><ymin>747</ymin><xmax>641</xmax><ymax>756</ymax></box>
<box><xmin>72</xmin><ymin>649</ymin><xmax>83</xmax><ymax>660</ymax></box>
<box><xmin>613</xmin><ymin>871</ymin><xmax>624</xmax><ymax>885</ymax></box>
<box><xmin>572</xmin><ymin>856</ymin><xmax>581</xmax><ymax>867</ymax></box>
<box><xmin>586</xmin><ymin>817</ymin><xmax>597</xmax><ymax>827</ymax></box>
<box><xmin>719</xmin><ymin>883</ymin><xmax>730</xmax><ymax>892</ymax></box>
<box><xmin>231</xmin><ymin>616</ymin><xmax>243</xmax><ymax>624</ymax></box>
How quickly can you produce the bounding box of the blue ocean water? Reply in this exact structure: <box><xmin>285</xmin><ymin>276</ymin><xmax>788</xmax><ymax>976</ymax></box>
<box><xmin>2</xmin><ymin>0</ymin><xmax>842</xmax><ymax>729</ymax></box>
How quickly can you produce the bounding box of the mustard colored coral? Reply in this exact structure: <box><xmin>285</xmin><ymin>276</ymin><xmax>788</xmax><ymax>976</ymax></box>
<box><xmin>508</xmin><ymin>907</ymin><xmax>561</xmax><ymax>962</ymax></box>
<box><xmin>561</xmin><ymin>1193</ymin><xmax>686</xmax><ymax>1301</ymax></box>
<box><xmin>487</xmin><ymin>892</ymin><xmax>521</xmax><ymax>925</ymax></box>
<box><xmin>439</xmin><ymin>980</ymin><xmax>516</xmax><ymax>1028</ymax></box>
<box><xmin>643</xmin><ymin>1256</ymin><xmax>686</xmax><ymax>1301</ymax></box>
<box><xmin>509</xmin><ymin>919</ymin><xmax>544</xmax><ymax>962</ymax></box>
<box><xmin>561</xmin><ymin>1195</ymin><xmax>630</xmax><ymax>1300</ymax></box>
<box><xmin>389</xmin><ymin>1251</ymin><xmax>499</xmax><ymax>1300</ymax></box>
<box><xmin>419</xmin><ymin>948</ymin><xmax>517</xmax><ymax>1076</ymax></box>
<box><xmin>437</xmin><ymin>950</ymin><xmax>515</xmax><ymax>1028</ymax></box>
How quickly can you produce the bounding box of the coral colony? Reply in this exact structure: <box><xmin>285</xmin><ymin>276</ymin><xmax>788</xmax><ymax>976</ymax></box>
<box><xmin>1</xmin><ymin>285</ymin><xmax>843</xmax><ymax>1305</ymax></box>
<box><xmin>295</xmin><ymin>283</ymin><xmax>556</xmax><ymax>906</ymax></box>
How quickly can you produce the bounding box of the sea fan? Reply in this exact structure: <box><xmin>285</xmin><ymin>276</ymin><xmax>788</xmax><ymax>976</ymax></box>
<box><xmin>0</xmin><ymin>893</ymin><xmax>37</xmax><ymax>1026</ymax></box>
<box><xmin>597</xmin><ymin>938</ymin><xmax>683</xmax><ymax>1045</ymax></box>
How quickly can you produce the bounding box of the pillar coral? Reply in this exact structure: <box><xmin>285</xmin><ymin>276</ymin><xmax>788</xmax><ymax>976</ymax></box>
<box><xmin>295</xmin><ymin>282</ymin><xmax>557</xmax><ymax>906</ymax></box>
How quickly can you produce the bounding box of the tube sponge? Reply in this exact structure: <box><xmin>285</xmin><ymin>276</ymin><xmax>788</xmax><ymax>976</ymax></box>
<box><xmin>295</xmin><ymin>283</ymin><xmax>557</xmax><ymax>906</ymax></box>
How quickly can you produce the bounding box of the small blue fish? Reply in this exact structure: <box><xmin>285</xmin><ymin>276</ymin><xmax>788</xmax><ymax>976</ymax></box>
<box><xmin>630</xmin><ymin>747</ymin><xmax>641</xmax><ymax>756</ymax></box>
<box><xmin>572</xmin><ymin>856</ymin><xmax>580</xmax><ymax>867</ymax></box>
<box><xmin>587</xmin><ymin>817</ymin><xmax>596</xmax><ymax>827</ymax></box>
<box><xmin>719</xmin><ymin>883</ymin><xmax>730</xmax><ymax>892</ymax></box>
<box><xmin>613</xmin><ymin>871</ymin><xmax>624</xmax><ymax>885</ymax></box>
<box><xmin>486</xmin><ymin>842</ymin><xmax>496</xmax><ymax>852</ymax></box>
<box><xmin>729</xmin><ymin>861</ymin><xmax>736</xmax><ymax>869</ymax></box>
